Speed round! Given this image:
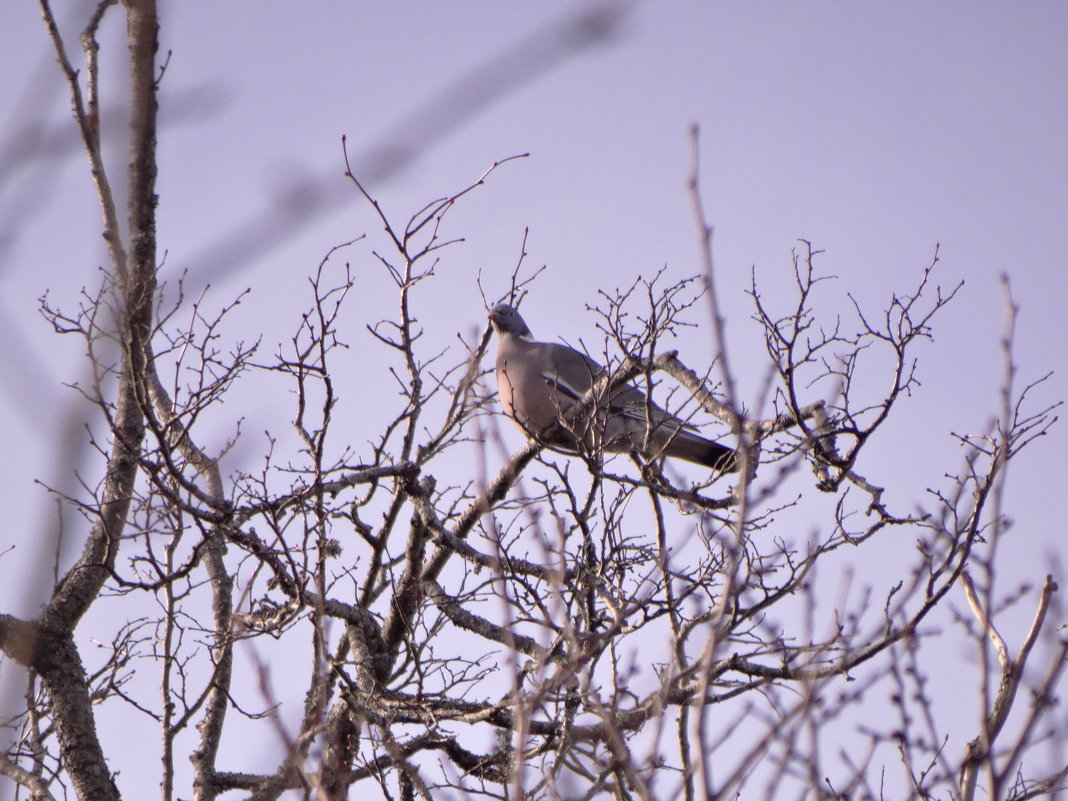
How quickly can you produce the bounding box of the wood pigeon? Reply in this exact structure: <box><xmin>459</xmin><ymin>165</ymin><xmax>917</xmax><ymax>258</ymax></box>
<box><xmin>488</xmin><ymin>303</ymin><xmax>737</xmax><ymax>472</ymax></box>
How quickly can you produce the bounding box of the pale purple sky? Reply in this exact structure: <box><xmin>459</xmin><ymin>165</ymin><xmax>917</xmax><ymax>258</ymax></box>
<box><xmin>1</xmin><ymin>2</ymin><xmax>1066</xmax><ymax>796</ymax></box>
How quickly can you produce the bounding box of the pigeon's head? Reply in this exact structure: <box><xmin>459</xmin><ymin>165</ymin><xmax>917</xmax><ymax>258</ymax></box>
<box><xmin>488</xmin><ymin>303</ymin><xmax>533</xmax><ymax>339</ymax></box>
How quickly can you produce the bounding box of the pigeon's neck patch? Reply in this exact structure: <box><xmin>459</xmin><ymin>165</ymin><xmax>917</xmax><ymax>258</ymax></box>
<box><xmin>502</xmin><ymin>329</ymin><xmax>534</xmax><ymax>342</ymax></box>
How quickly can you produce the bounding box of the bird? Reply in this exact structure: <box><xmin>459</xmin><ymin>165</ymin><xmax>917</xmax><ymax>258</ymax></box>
<box><xmin>488</xmin><ymin>303</ymin><xmax>737</xmax><ymax>472</ymax></box>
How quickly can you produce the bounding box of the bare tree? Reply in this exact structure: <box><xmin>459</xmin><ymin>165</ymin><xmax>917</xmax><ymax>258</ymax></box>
<box><xmin>1</xmin><ymin>3</ymin><xmax>1063</xmax><ymax>801</ymax></box>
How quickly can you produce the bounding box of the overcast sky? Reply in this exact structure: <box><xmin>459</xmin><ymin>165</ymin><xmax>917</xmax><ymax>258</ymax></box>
<box><xmin>1</xmin><ymin>2</ymin><xmax>1066</xmax><ymax>796</ymax></box>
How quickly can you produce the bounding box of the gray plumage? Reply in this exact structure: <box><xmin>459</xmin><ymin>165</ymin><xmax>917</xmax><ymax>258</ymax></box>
<box><xmin>488</xmin><ymin>303</ymin><xmax>736</xmax><ymax>472</ymax></box>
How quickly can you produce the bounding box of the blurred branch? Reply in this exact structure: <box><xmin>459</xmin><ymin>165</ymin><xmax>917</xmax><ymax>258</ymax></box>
<box><xmin>177</xmin><ymin>4</ymin><xmax>631</xmax><ymax>292</ymax></box>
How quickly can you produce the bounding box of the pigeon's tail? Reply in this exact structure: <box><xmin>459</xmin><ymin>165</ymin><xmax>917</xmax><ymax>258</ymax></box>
<box><xmin>663</xmin><ymin>431</ymin><xmax>738</xmax><ymax>473</ymax></box>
